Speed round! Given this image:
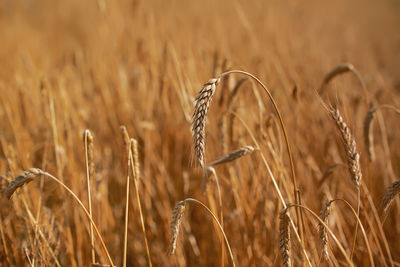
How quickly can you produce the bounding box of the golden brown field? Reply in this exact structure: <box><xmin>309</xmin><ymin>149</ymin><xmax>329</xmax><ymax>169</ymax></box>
<box><xmin>1</xmin><ymin>0</ymin><xmax>400</xmax><ymax>266</ymax></box>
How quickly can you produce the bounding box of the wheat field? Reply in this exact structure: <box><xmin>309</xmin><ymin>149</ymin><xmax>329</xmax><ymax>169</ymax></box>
<box><xmin>1</xmin><ymin>0</ymin><xmax>400</xmax><ymax>266</ymax></box>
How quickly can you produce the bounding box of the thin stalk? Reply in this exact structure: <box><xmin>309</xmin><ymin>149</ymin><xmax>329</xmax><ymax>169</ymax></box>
<box><xmin>350</xmin><ymin>188</ymin><xmax>360</xmax><ymax>261</ymax></box>
<box><xmin>0</xmin><ymin>217</ymin><xmax>10</xmax><ymax>265</ymax></box>
<box><xmin>20</xmin><ymin>194</ymin><xmax>62</xmax><ymax>267</ymax></box>
<box><xmin>232</xmin><ymin>112</ymin><xmax>312</xmax><ymax>266</ymax></box>
<box><xmin>331</xmin><ymin>199</ymin><xmax>374</xmax><ymax>267</ymax></box>
<box><xmin>218</xmin><ymin>70</ymin><xmax>304</xmax><ymax>249</ymax></box>
<box><xmin>361</xmin><ymin>183</ymin><xmax>394</xmax><ymax>266</ymax></box>
<box><xmin>286</xmin><ymin>204</ymin><xmax>354</xmax><ymax>266</ymax></box>
<box><xmin>39</xmin><ymin>171</ymin><xmax>114</xmax><ymax>266</ymax></box>
<box><xmin>207</xmin><ymin>167</ymin><xmax>224</xmax><ymax>267</ymax></box>
<box><xmin>123</xmin><ymin>146</ymin><xmax>133</xmax><ymax>267</ymax></box>
<box><xmin>184</xmin><ymin>198</ymin><xmax>236</xmax><ymax>267</ymax></box>
<box><xmin>130</xmin><ymin>140</ymin><xmax>152</xmax><ymax>267</ymax></box>
<box><xmin>84</xmin><ymin>131</ymin><xmax>96</xmax><ymax>263</ymax></box>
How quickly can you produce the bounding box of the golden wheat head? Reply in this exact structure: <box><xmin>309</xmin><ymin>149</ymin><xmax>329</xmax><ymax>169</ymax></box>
<box><xmin>319</xmin><ymin>200</ymin><xmax>334</xmax><ymax>260</ymax></box>
<box><xmin>192</xmin><ymin>78</ymin><xmax>220</xmax><ymax>168</ymax></box>
<box><xmin>330</xmin><ymin>108</ymin><xmax>362</xmax><ymax>187</ymax></box>
<box><xmin>382</xmin><ymin>181</ymin><xmax>400</xmax><ymax>214</ymax></box>
<box><xmin>279</xmin><ymin>207</ymin><xmax>291</xmax><ymax>267</ymax></box>
<box><xmin>3</xmin><ymin>168</ymin><xmax>43</xmax><ymax>199</ymax></box>
<box><xmin>169</xmin><ymin>201</ymin><xmax>186</xmax><ymax>255</ymax></box>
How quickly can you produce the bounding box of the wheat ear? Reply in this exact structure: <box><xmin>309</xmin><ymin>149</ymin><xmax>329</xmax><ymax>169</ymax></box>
<box><xmin>208</xmin><ymin>145</ymin><xmax>256</xmax><ymax>167</ymax></box>
<box><xmin>319</xmin><ymin>200</ymin><xmax>334</xmax><ymax>260</ymax></box>
<box><xmin>329</xmin><ymin>107</ymin><xmax>362</xmax><ymax>260</ymax></box>
<box><xmin>168</xmin><ymin>198</ymin><xmax>236</xmax><ymax>267</ymax></box>
<box><xmin>382</xmin><ymin>181</ymin><xmax>400</xmax><ymax>214</ymax></box>
<box><xmin>329</xmin><ymin>108</ymin><xmax>362</xmax><ymax>187</ymax></box>
<box><xmin>318</xmin><ymin>199</ymin><xmax>375</xmax><ymax>267</ymax></box>
<box><xmin>3</xmin><ymin>169</ymin><xmax>114</xmax><ymax>266</ymax></box>
<box><xmin>283</xmin><ymin>204</ymin><xmax>357</xmax><ymax>267</ymax></box>
<box><xmin>280</xmin><ymin>208</ymin><xmax>291</xmax><ymax>267</ymax></box>
<box><xmin>169</xmin><ymin>201</ymin><xmax>186</xmax><ymax>255</ymax></box>
<box><xmin>192</xmin><ymin>78</ymin><xmax>220</xmax><ymax>168</ymax></box>
<box><xmin>193</xmin><ymin>70</ymin><xmax>302</xmax><ymax>247</ymax></box>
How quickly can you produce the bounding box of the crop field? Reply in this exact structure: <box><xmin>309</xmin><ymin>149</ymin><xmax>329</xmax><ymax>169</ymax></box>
<box><xmin>0</xmin><ymin>0</ymin><xmax>400</xmax><ymax>266</ymax></box>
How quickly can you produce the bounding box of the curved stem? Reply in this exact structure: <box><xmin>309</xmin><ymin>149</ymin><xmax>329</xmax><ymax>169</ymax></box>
<box><xmin>41</xmin><ymin>171</ymin><xmax>114</xmax><ymax>266</ymax></box>
<box><xmin>286</xmin><ymin>204</ymin><xmax>354</xmax><ymax>266</ymax></box>
<box><xmin>361</xmin><ymin>183</ymin><xmax>394</xmax><ymax>267</ymax></box>
<box><xmin>331</xmin><ymin>198</ymin><xmax>374</xmax><ymax>267</ymax></box>
<box><xmin>184</xmin><ymin>198</ymin><xmax>236</xmax><ymax>267</ymax></box>
<box><xmin>218</xmin><ymin>70</ymin><xmax>303</xmax><ymax>245</ymax></box>
<box><xmin>232</xmin><ymin>112</ymin><xmax>312</xmax><ymax>267</ymax></box>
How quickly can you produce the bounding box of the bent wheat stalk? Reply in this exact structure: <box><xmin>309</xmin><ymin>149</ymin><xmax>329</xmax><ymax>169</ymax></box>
<box><xmin>282</xmin><ymin>204</ymin><xmax>354</xmax><ymax>267</ymax></box>
<box><xmin>192</xmin><ymin>70</ymin><xmax>303</xmax><ymax>246</ymax></box>
<box><xmin>318</xmin><ymin>199</ymin><xmax>374</xmax><ymax>267</ymax></box>
<box><xmin>168</xmin><ymin>198</ymin><xmax>236</xmax><ymax>267</ymax></box>
<box><xmin>3</xmin><ymin>168</ymin><xmax>115</xmax><ymax>266</ymax></box>
<box><xmin>363</xmin><ymin>105</ymin><xmax>400</xmax><ymax>161</ymax></box>
<box><xmin>232</xmin><ymin>112</ymin><xmax>312</xmax><ymax>266</ymax></box>
<box><xmin>328</xmin><ymin>107</ymin><xmax>362</xmax><ymax>260</ymax></box>
<box><xmin>318</xmin><ymin>63</ymin><xmax>366</xmax><ymax>96</ymax></box>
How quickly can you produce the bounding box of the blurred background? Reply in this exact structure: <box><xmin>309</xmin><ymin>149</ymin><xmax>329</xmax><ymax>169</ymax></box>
<box><xmin>0</xmin><ymin>0</ymin><xmax>400</xmax><ymax>266</ymax></box>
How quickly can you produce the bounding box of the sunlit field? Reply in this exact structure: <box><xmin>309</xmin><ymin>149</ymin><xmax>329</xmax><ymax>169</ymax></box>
<box><xmin>1</xmin><ymin>0</ymin><xmax>400</xmax><ymax>266</ymax></box>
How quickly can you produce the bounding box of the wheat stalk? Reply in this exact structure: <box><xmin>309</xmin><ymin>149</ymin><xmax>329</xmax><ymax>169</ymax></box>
<box><xmin>130</xmin><ymin>138</ymin><xmax>152</xmax><ymax>267</ymax></box>
<box><xmin>319</xmin><ymin>63</ymin><xmax>366</xmax><ymax>95</ymax></box>
<box><xmin>3</xmin><ymin>168</ymin><xmax>115</xmax><ymax>266</ymax></box>
<box><xmin>83</xmin><ymin>129</ymin><xmax>96</xmax><ymax>264</ymax></box>
<box><xmin>168</xmin><ymin>198</ymin><xmax>236</xmax><ymax>267</ymax></box>
<box><xmin>318</xmin><ymin>199</ymin><xmax>375</xmax><ymax>267</ymax></box>
<box><xmin>329</xmin><ymin>107</ymin><xmax>362</xmax><ymax>260</ymax></box>
<box><xmin>192</xmin><ymin>70</ymin><xmax>303</xmax><ymax>249</ymax></box>
<box><xmin>363</xmin><ymin>105</ymin><xmax>400</xmax><ymax>161</ymax></box>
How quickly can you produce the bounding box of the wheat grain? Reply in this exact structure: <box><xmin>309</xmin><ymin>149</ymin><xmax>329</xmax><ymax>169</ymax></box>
<box><xmin>208</xmin><ymin>145</ymin><xmax>256</xmax><ymax>166</ymax></box>
<box><xmin>319</xmin><ymin>200</ymin><xmax>334</xmax><ymax>260</ymax></box>
<box><xmin>130</xmin><ymin>138</ymin><xmax>140</xmax><ymax>181</ymax></box>
<box><xmin>382</xmin><ymin>181</ymin><xmax>400</xmax><ymax>213</ymax></box>
<box><xmin>120</xmin><ymin>126</ymin><xmax>131</xmax><ymax>154</ymax></box>
<box><xmin>280</xmin><ymin>207</ymin><xmax>291</xmax><ymax>267</ymax></box>
<box><xmin>192</xmin><ymin>78</ymin><xmax>220</xmax><ymax>168</ymax></box>
<box><xmin>169</xmin><ymin>201</ymin><xmax>186</xmax><ymax>255</ymax></box>
<box><xmin>330</xmin><ymin>108</ymin><xmax>362</xmax><ymax>187</ymax></box>
<box><xmin>3</xmin><ymin>168</ymin><xmax>42</xmax><ymax>199</ymax></box>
